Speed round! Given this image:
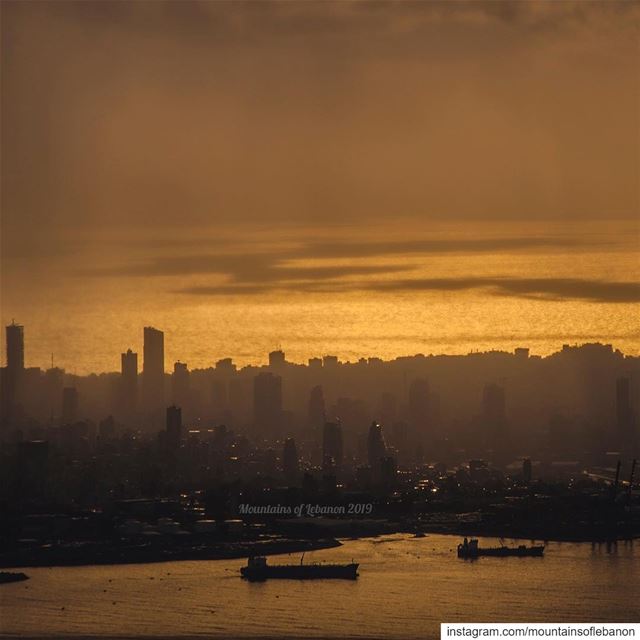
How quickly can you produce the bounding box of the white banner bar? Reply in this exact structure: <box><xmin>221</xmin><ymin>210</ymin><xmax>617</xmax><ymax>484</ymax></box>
<box><xmin>442</xmin><ymin>624</ymin><xmax>640</xmax><ymax>639</ymax></box>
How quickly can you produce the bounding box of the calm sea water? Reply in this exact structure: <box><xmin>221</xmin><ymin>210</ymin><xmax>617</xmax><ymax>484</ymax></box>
<box><xmin>1</xmin><ymin>534</ymin><xmax>638</xmax><ymax>638</ymax></box>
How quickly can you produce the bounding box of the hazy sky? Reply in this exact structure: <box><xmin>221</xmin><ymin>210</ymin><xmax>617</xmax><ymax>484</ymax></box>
<box><xmin>1</xmin><ymin>1</ymin><xmax>639</xmax><ymax>371</ymax></box>
<box><xmin>2</xmin><ymin>1</ymin><xmax>639</xmax><ymax>251</ymax></box>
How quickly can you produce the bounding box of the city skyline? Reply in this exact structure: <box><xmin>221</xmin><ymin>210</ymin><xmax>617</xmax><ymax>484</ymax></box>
<box><xmin>2</xmin><ymin>1</ymin><xmax>639</xmax><ymax>378</ymax></box>
<box><xmin>1</xmin><ymin>2</ymin><xmax>639</xmax><ymax>634</ymax></box>
<box><xmin>2</xmin><ymin>318</ymin><xmax>639</xmax><ymax>375</ymax></box>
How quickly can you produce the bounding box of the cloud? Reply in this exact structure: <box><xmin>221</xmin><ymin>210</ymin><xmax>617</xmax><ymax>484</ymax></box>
<box><xmin>181</xmin><ymin>276</ymin><xmax>640</xmax><ymax>304</ymax></box>
<box><xmin>81</xmin><ymin>235</ymin><xmax>602</xmax><ymax>279</ymax></box>
<box><xmin>364</xmin><ymin>277</ymin><xmax>640</xmax><ymax>303</ymax></box>
<box><xmin>79</xmin><ymin>233</ymin><xmax>639</xmax><ymax>303</ymax></box>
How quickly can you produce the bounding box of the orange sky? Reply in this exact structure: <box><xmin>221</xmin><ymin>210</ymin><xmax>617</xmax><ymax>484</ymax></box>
<box><xmin>2</xmin><ymin>1</ymin><xmax>638</xmax><ymax>248</ymax></box>
<box><xmin>1</xmin><ymin>1</ymin><xmax>639</xmax><ymax>371</ymax></box>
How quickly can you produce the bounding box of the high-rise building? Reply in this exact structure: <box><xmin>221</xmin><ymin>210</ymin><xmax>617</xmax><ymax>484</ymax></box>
<box><xmin>367</xmin><ymin>421</ymin><xmax>386</xmax><ymax>468</ymax></box>
<box><xmin>172</xmin><ymin>361</ymin><xmax>190</xmax><ymax>409</ymax></box>
<box><xmin>282</xmin><ymin>437</ymin><xmax>299</xmax><ymax>484</ymax></box>
<box><xmin>166</xmin><ymin>405</ymin><xmax>182</xmax><ymax>450</ymax></box>
<box><xmin>3</xmin><ymin>322</ymin><xmax>24</xmax><ymax>423</ymax></box>
<box><xmin>142</xmin><ymin>327</ymin><xmax>164</xmax><ymax>413</ymax></box>
<box><xmin>6</xmin><ymin>322</ymin><xmax>24</xmax><ymax>372</ymax></box>
<box><xmin>322</xmin><ymin>421</ymin><xmax>343</xmax><ymax>469</ymax></box>
<box><xmin>522</xmin><ymin>457</ymin><xmax>533</xmax><ymax>483</ymax></box>
<box><xmin>120</xmin><ymin>349</ymin><xmax>138</xmax><ymax>418</ymax></box>
<box><xmin>253</xmin><ymin>372</ymin><xmax>282</xmax><ymax>437</ymax></box>
<box><xmin>269</xmin><ymin>350</ymin><xmax>285</xmax><ymax>368</ymax></box>
<box><xmin>61</xmin><ymin>387</ymin><xmax>79</xmax><ymax>425</ymax></box>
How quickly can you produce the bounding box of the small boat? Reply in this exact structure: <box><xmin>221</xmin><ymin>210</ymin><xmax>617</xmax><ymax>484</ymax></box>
<box><xmin>457</xmin><ymin>538</ymin><xmax>544</xmax><ymax>559</ymax></box>
<box><xmin>414</xmin><ymin>532</ymin><xmax>427</xmax><ymax>538</ymax></box>
<box><xmin>240</xmin><ymin>555</ymin><xmax>359</xmax><ymax>581</ymax></box>
<box><xmin>0</xmin><ymin>572</ymin><xmax>29</xmax><ymax>584</ymax></box>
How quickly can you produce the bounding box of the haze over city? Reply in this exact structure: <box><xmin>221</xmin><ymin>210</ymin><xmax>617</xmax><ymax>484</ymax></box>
<box><xmin>1</xmin><ymin>2</ymin><xmax>639</xmax><ymax>638</ymax></box>
<box><xmin>2</xmin><ymin>1</ymin><xmax>639</xmax><ymax>373</ymax></box>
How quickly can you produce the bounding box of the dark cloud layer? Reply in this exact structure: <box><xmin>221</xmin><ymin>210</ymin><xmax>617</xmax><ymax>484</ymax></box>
<box><xmin>79</xmin><ymin>233</ymin><xmax>639</xmax><ymax>304</ymax></box>
<box><xmin>82</xmin><ymin>235</ymin><xmax>602</xmax><ymax>279</ymax></box>
<box><xmin>181</xmin><ymin>276</ymin><xmax>640</xmax><ymax>304</ymax></box>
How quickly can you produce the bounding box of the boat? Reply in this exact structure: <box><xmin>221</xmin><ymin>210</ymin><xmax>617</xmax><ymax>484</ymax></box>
<box><xmin>457</xmin><ymin>538</ymin><xmax>544</xmax><ymax>559</ymax></box>
<box><xmin>240</xmin><ymin>555</ymin><xmax>359</xmax><ymax>581</ymax></box>
<box><xmin>0</xmin><ymin>571</ymin><xmax>29</xmax><ymax>584</ymax></box>
<box><xmin>414</xmin><ymin>532</ymin><xmax>427</xmax><ymax>538</ymax></box>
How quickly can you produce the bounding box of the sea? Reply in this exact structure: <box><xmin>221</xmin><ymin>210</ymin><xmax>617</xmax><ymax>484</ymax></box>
<box><xmin>1</xmin><ymin>534</ymin><xmax>638</xmax><ymax>638</ymax></box>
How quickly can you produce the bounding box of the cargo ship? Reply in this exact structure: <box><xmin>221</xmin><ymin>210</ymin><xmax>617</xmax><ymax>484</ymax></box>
<box><xmin>240</xmin><ymin>555</ymin><xmax>359</xmax><ymax>581</ymax></box>
<box><xmin>457</xmin><ymin>538</ymin><xmax>544</xmax><ymax>559</ymax></box>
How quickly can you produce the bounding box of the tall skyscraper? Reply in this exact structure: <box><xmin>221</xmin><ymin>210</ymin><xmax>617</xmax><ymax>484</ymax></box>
<box><xmin>367</xmin><ymin>421</ymin><xmax>387</xmax><ymax>468</ymax></box>
<box><xmin>172</xmin><ymin>361</ymin><xmax>190</xmax><ymax>409</ymax></box>
<box><xmin>142</xmin><ymin>326</ymin><xmax>164</xmax><ymax>414</ymax></box>
<box><xmin>253</xmin><ymin>372</ymin><xmax>283</xmax><ymax>437</ymax></box>
<box><xmin>3</xmin><ymin>322</ymin><xmax>24</xmax><ymax>423</ymax></box>
<box><xmin>120</xmin><ymin>349</ymin><xmax>138</xmax><ymax>418</ymax></box>
<box><xmin>6</xmin><ymin>322</ymin><xmax>24</xmax><ymax>372</ymax></box>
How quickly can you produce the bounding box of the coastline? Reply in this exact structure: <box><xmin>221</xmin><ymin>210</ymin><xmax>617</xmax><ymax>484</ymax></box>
<box><xmin>0</xmin><ymin>537</ymin><xmax>342</xmax><ymax>570</ymax></box>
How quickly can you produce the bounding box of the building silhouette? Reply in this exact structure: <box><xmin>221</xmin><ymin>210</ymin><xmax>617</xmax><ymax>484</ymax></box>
<box><xmin>367</xmin><ymin>421</ymin><xmax>387</xmax><ymax>468</ymax></box>
<box><xmin>269</xmin><ymin>349</ymin><xmax>285</xmax><ymax>368</ymax></box>
<box><xmin>6</xmin><ymin>322</ymin><xmax>24</xmax><ymax>371</ymax></box>
<box><xmin>253</xmin><ymin>372</ymin><xmax>282</xmax><ymax>437</ymax></box>
<box><xmin>172</xmin><ymin>361</ymin><xmax>190</xmax><ymax>410</ymax></box>
<box><xmin>142</xmin><ymin>327</ymin><xmax>164</xmax><ymax>417</ymax></box>
<box><xmin>120</xmin><ymin>349</ymin><xmax>138</xmax><ymax>419</ymax></box>
<box><xmin>3</xmin><ymin>322</ymin><xmax>24</xmax><ymax>423</ymax></box>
